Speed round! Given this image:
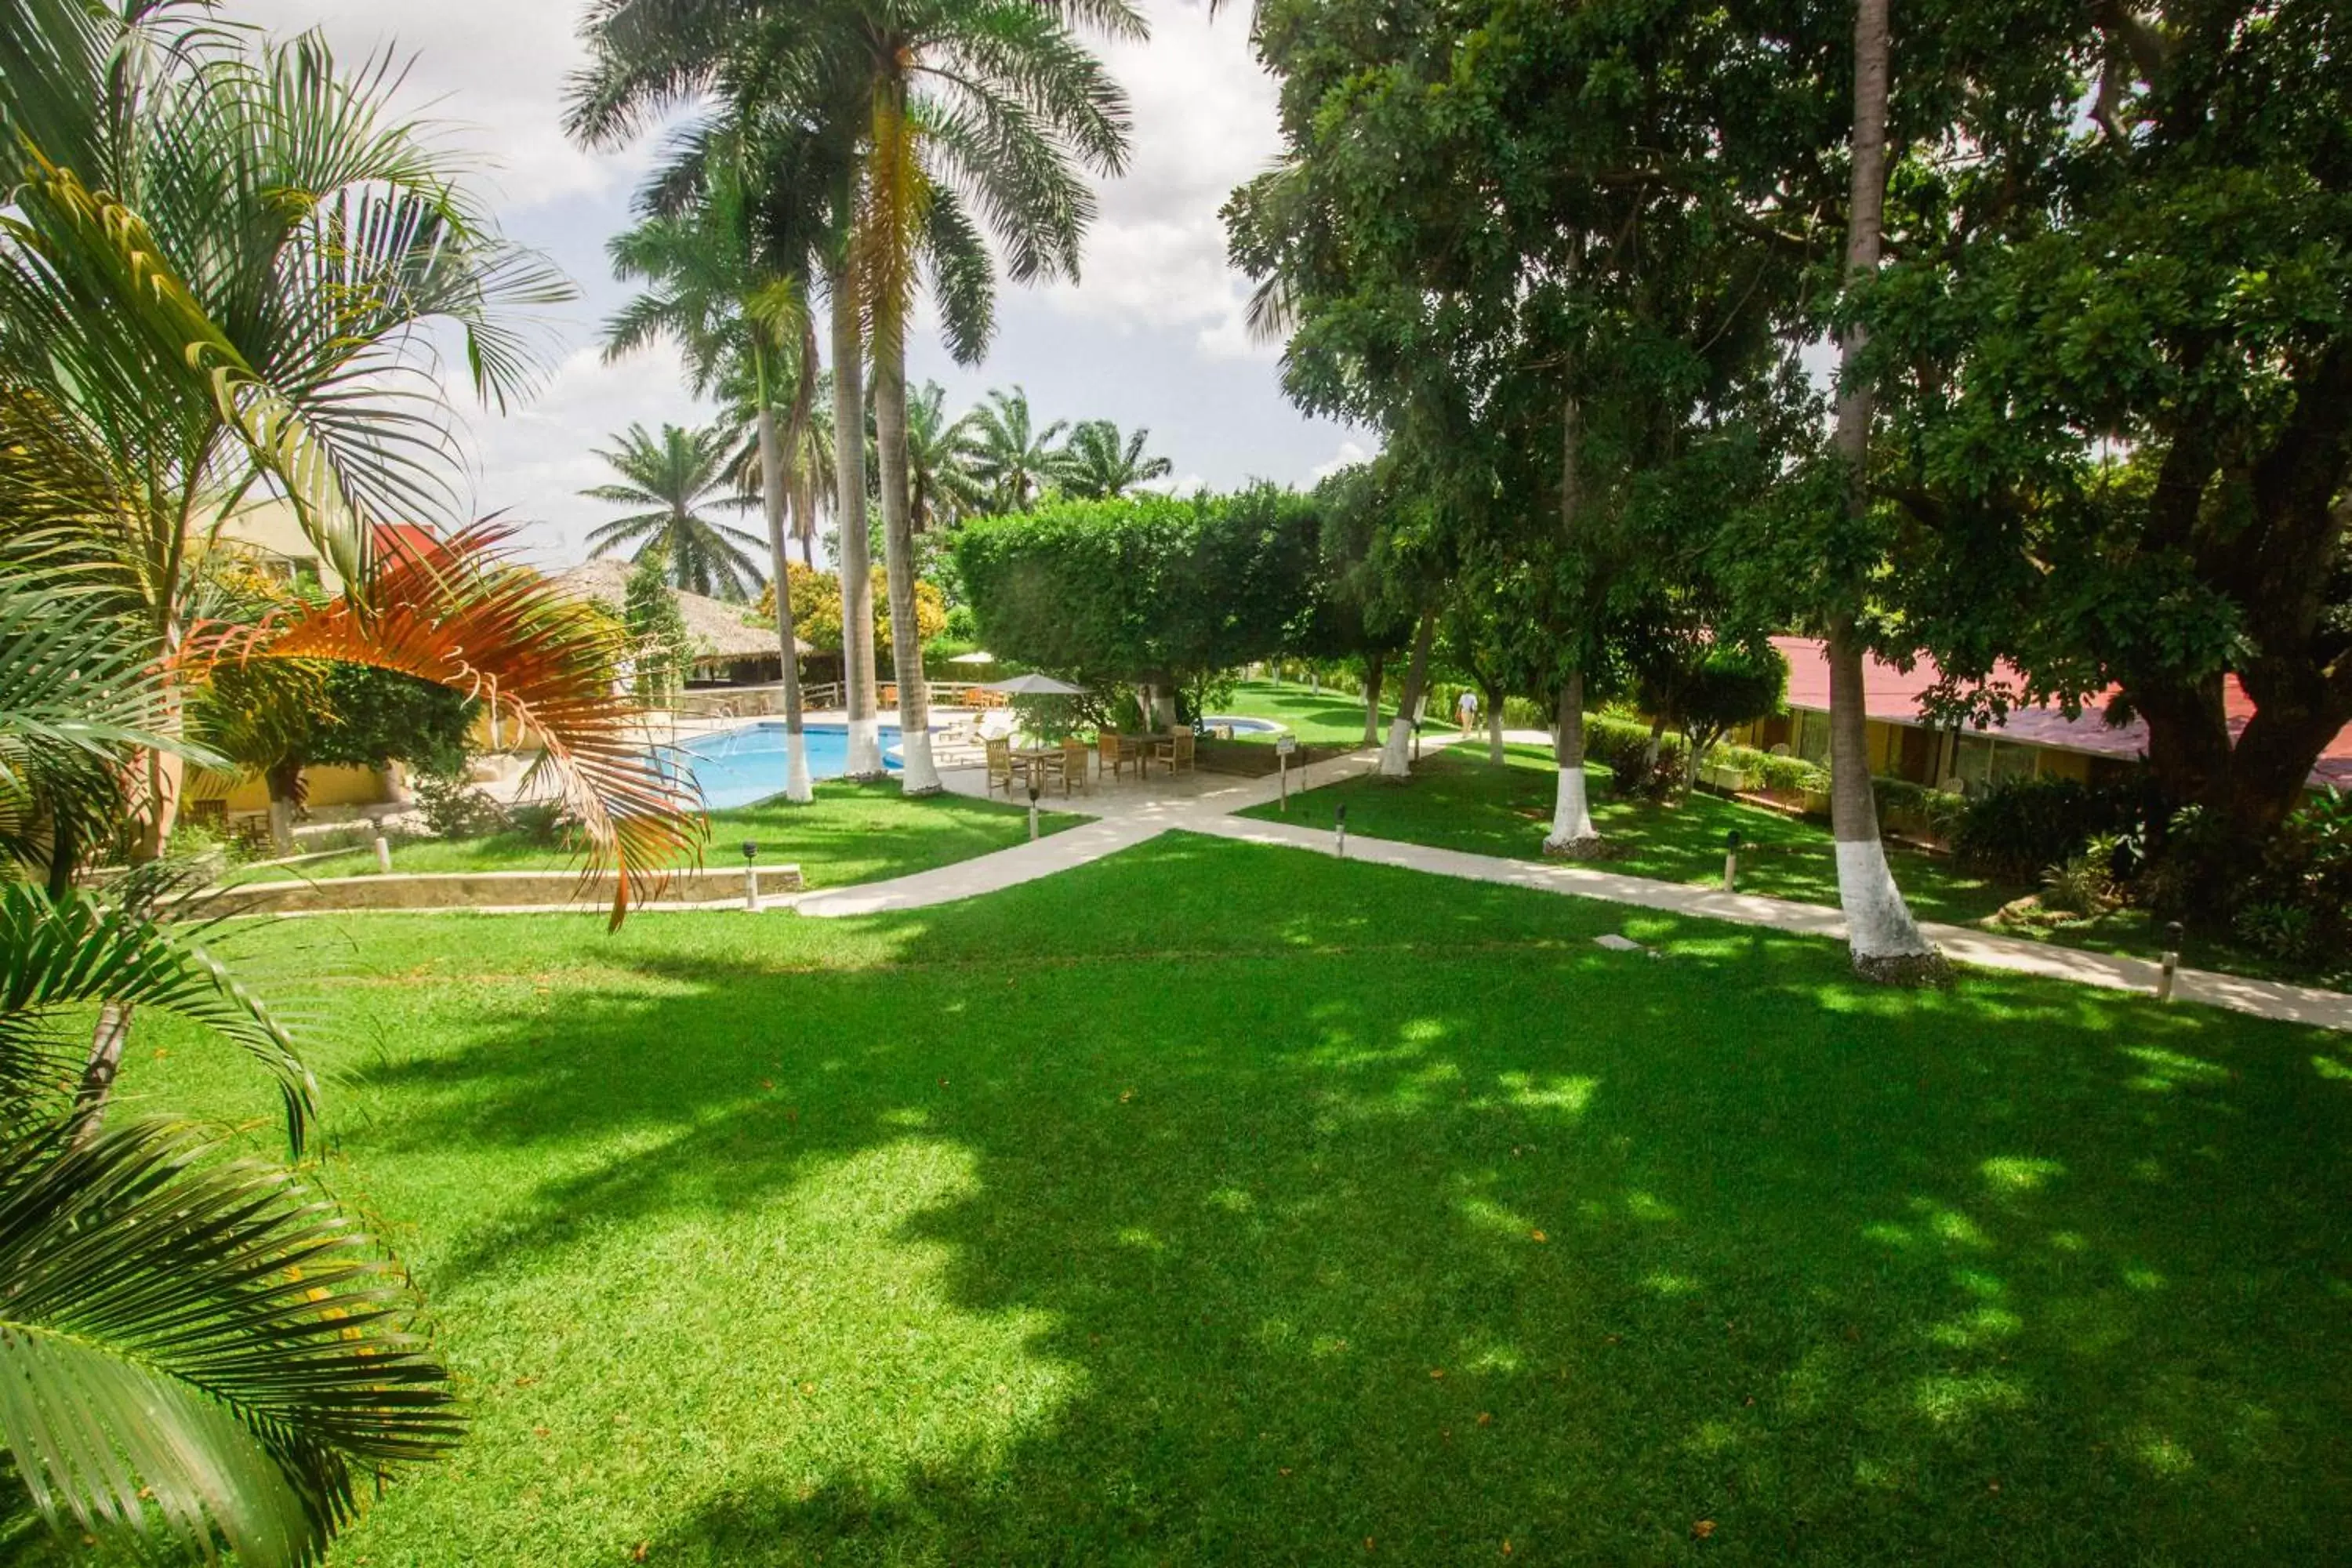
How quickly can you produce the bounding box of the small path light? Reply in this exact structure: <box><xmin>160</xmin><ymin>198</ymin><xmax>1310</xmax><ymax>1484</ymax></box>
<box><xmin>1027</xmin><ymin>778</ymin><xmax>1041</xmax><ymax>842</ymax></box>
<box><xmin>2158</xmin><ymin>919</ymin><xmax>2183</xmax><ymax>1003</ymax></box>
<box><xmin>1335</xmin><ymin>804</ymin><xmax>1348</xmax><ymax>859</ymax></box>
<box><xmin>372</xmin><ymin>834</ymin><xmax>392</xmax><ymax>876</ymax></box>
<box><xmin>742</xmin><ymin>840</ymin><xmax>760</xmax><ymax>912</ymax></box>
<box><xmin>1722</xmin><ymin>829</ymin><xmax>1741</xmax><ymax>894</ymax></box>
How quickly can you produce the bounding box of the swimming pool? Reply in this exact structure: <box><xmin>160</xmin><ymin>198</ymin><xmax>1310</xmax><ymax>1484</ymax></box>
<box><xmin>673</xmin><ymin>722</ymin><xmax>901</xmax><ymax>809</ymax></box>
<box><xmin>1200</xmin><ymin>714</ymin><xmax>1287</xmax><ymax>736</ymax></box>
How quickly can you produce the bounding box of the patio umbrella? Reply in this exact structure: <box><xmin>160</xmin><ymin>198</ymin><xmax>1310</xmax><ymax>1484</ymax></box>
<box><xmin>978</xmin><ymin>673</ymin><xmax>1087</xmax><ymax>696</ymax></box>
<box><xmin>946</xmin><ymin>650</ymin><xmax>996</xmax><ymax>665</ymax></box>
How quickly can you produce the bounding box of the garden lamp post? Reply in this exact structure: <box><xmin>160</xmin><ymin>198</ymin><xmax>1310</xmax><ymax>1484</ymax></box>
<box><xmin>742</xmin><ymin>840</ymin><xmax>760</xmax><ymax>912</ymax></box>
<box><xmin>2158</xmin><ymin>920</ymin><xmax>2183</xmax><ymax>1003</ymax></box>
<box><xmin>1722</xmin><ymin>829</ymin><xmax>1741</xmax><ymax>893</ymax></box>
<box><xmin>1027</xmin><ymin>779</ymin><xmax>1040</xmax><ymax>842</ymax></box>
<box><xmin>372</xmin><ymin>833</ymin><xmax>392</xmax><ymax>876</ymax></box>
<box><xmin>1335</xmin><ymin>804</ymin><xmax>1347</xmax><ymax>859</ymax></box>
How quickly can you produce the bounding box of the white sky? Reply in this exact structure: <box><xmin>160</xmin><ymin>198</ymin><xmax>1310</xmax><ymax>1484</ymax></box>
<box><xmin>233</xmin><ymin>0</ymin><xmax>1363</xmax><ymax>566</ymax></box>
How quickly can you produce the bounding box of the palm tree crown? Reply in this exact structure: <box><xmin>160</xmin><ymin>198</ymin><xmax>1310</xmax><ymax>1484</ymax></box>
<box><xmin>960</xmin><ymin>387</ymin><xmax>1071</xmax><ymax>513</ymax></box>
<box><xmin>582</xmin><ymin>423</ymin><xmax>766</xmax><ymax>601</ymax></box>
<box><xmin>1058</xmin><ymin>419</ymin><xmax>1174</xmax><ymax>499</ymax></box>
<box><xmin>905</xmin><ymin>381</ymin><xmax>984</xmax><ymax>532</ymax></box>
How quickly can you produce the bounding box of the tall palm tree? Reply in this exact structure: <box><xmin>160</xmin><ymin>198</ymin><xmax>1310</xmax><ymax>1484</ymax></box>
<box><xmin>960</xmin><ymin>387</ymin><xmax>1076</xmax><ymax>513</ymax></box>
<box><xmin>570</xmin><ymin>0</ymin><xmax>1139</xmax><ymax>794</ymax></box>
<box><xmin>0</xmin><ymin>1</ymin><xmax>572</xmax><ymax>860</ymax></box>
<box><xmin>1058</xmin><ymin>419</ymin><xmax>1174</xmax><ymax>499</ymax></box>
<box><xmin>905</xmin><ymin>380</ymin><xmax>985</xmax><ymax>532</ymax></box>
<box><xmin>582</xmin><ymin>422</ymin><xmax>768</xmax><ymax>601</ymax></box>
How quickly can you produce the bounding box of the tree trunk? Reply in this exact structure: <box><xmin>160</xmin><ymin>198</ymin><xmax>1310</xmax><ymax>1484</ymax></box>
<box><xmin>263</xmin><ymin>759</ymin><xmax>302</xmax><ymax>855</ymax></box>
<box><xmin>1379</xmin><ymin>611</ymin><xmax>1435</xmax><ymax>778</ymax></box>
<box><xmin>1486</xmin><ymin>682</ymin><xmax>1506</xmax><ymax>765</ymax></box>
<box><xmin>829</xmin><ymin>265</ymin><xmax>884</xmax><ymax>779</ymax></box>
<box><xmin>757</xmin><ymin>397</ymin><xmax>813</xmax><ymax>805</ymax></box>
<box><xmin>1828</xmin><ymin>0</ymin><xmax>1937</xmax><ymax>975</ymax></box>
<box><xmin>1544</xmin><ymin>671</ymin><xmax>1599</xmax><ymax>850</ymax></box>
<box><xmin>873</xmin><ymin>336</ymin><xmax>940</xmax><ymax>795</ymax></box>
<box><xmin>1362</xmin><ymin>651</ymin><xmax>1385</xmax><ymax>746</ymax></box>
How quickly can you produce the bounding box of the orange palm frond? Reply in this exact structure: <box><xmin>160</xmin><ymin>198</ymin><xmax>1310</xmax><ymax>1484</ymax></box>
<box><xmin>185</xmin><ymin>525</ymin><xmax>706</xmax><ymax>926</ymax></box>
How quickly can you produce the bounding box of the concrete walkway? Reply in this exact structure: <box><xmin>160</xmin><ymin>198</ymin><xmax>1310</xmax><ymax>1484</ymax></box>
<box><xmin>793</xmin><ymin>739</ymin><xmax>2352</xmax><ymax>1033</ymax></box>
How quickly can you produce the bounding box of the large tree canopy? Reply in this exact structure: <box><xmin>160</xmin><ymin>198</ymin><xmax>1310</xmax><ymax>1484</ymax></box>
<box><xmin>953</xmin><ymin>488</ymin><xmax>1330</xmax><ymax>699</ymax></box>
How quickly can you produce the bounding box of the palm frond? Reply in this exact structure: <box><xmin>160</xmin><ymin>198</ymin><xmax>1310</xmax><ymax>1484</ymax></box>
<box><xmin>187</xmin><ymin>526</ymin><xmax>706</xmax><ymax>926</ymax></box>
<box><xmin>0</xmin><ymin>1114</ymin><xmax>460</xmax><ymax>1567</ymax></box>
<box><xmin>0</xmin><ymin>882</ymin><xmax>314</xmax><ymax>1149</ymax></box>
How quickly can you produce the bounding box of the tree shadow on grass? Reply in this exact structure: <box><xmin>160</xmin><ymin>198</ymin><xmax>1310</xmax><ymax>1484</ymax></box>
<box><xmin>310</xmin><ymin>839</ymin><xmax>2352</xmax><ymax>1566</ymax></box>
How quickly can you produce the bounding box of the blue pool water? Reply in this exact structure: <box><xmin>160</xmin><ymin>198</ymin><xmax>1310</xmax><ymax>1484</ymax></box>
<box><xmin>673</xmin><ymin>722</ymin><xmax>901</xmax><ymax>809</ymax></box>
<box><xmin>1201</xmin><ymin>714</ymin><xmax>1286</xmax><ymax>735</ymax></box>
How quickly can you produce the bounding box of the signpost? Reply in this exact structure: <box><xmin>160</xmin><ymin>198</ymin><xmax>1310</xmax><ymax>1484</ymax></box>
<box><xmin>1276</xmin><ymin>731</ymin><xmax>1297</xmax><ymax>811</ymax></box>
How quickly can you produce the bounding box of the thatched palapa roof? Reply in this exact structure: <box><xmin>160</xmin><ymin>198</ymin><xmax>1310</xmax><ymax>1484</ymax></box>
<box><xmin>555</xmin><ymin>558</ymin><xmax>811</xmax><ymax>662</ymax></box>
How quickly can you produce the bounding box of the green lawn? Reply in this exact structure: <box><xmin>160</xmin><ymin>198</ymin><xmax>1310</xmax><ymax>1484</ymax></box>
<box><xmin>1248</xmin><ymin>742</ymin><xmax>2019</xmax><ymax>927</ymax></box>
<box><xmin>73</xmin><ymin>835</ymin><xmax>2352</xmax><ymax>1566</ymax></box>
<box><xmin>238</xmin><ymin>781</ymin><xmax>1076</xmax><ymax>891</ymax></box>
<box><xmin>1215</xmin><ymin>677</ymin><xmax>1395</xmax><ymax>745</ymax></box>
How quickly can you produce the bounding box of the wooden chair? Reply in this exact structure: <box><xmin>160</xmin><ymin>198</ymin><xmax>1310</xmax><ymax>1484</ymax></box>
<box><xmin>985</xmin><ymin>736</ymin><xmax>1016</xmax><ymax>798</ymax></box>
<box><xmin>1056</xmin><ymin>736</ymin><xmax>1090</xmax><ymax>796</ymax></box>
<box><xmin>1154</xmin><ymin>728</ymin><xmax>1196</xmax><ymax>776</ymax></box>
<box><xmin>1099</xmin><ymin>731</ymin><xmax>1139</xmax><ymax>782</ymax></box>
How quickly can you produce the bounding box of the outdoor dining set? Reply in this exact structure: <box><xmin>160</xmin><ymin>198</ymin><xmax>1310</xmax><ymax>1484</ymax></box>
<box><xmin>985</xmin><ymin>728</ymin><xmax>1196</xmax><ymax>798</ymax></box>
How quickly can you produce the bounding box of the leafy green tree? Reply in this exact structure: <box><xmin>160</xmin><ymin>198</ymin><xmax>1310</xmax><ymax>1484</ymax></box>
<box><xmin>583</xmin><ymin>422</ymin><xmax>767</xmax><ymax>601</ymax></box>
<box><xmin>955</xmin><ymin>488</ymin><xmax>1327</xmax><ymax>720</ymax></box>
<box><xmin>1058</xmin><ymin>419</ymin><xmax>1173</xmax><ymax>500</ymax></box>
<box><xmin>1864</xmin><ymin>0</ymin><xmax>2352</xmax><ymax>893</ymax></box>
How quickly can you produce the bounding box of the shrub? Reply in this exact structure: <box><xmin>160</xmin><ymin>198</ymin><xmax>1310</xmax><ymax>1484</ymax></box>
<box><xmin>2039</xmin><ymin>853</ymin><xmax>2113</xmax><ymax>916</ymax></box>
<box><xmin>1873</xmin><ymin>777</ymin><xmax>1969</xmax><ymax>840</ymax></box>
<box><xmin>1953</xmin><ymin>776</ymin><xmax>2141</xmax><ymax>884</ymax></box>
<box><xmin>413</xmin><ymin>772</ymin><xmax>507</xmax><ymax>840</ymax></box>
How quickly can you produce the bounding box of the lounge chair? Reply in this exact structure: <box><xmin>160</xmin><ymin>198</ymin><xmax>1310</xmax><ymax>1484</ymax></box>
<box><xmin>985</xmin><ymin>737</ymin><xmax>1016</xmax><ymax>798</ymax></box>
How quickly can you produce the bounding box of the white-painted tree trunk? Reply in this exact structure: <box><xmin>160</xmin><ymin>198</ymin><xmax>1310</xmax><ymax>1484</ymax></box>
<box><xmin>1378</xmin><ymin>612</ymin><xmax>1436</xmax><ymax>779</ymax></box>
<box><xmin>830</xmin><ymin>267</ymin><xmax>884</xmax><ymax>780</ymax></box>
<box><xmin>1546</xmin><ymin>766</ymin><xmax>1595</xmax><ymax>847</ymax></box>
<box><xmin>1487</xmin><ymin>699</ymin><xmax>1505</xmax><ymax>764</ymax></box>
<box><xmin>756</xmin><ymin>392</ymin><xmax>813</xmax><ymax>804</ymax></box>
<box><xmin>872</xmin><ymin>324</ymin><xmax>940</xmax><ymax>796</ymax></box>
<box><xmin>1543</xmin><ymin>673</ymin><xmax>1600</xmax><ymax>852</ymax></box>
<box><xmin>1824</xmin><ymin>0</ymin><xmax>1936</xmax><ymax>973</ymax></box>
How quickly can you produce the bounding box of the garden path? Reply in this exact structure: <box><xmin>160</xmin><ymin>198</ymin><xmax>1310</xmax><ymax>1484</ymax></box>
<box><xmin>791</xmin><ymin>739</ymin><xmax>2352</xmax><ymax>1032</ymax></box>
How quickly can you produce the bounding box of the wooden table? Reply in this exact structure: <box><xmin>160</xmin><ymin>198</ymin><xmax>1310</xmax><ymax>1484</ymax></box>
<box><xmin>1011</xmin><ymin>746</ymin><xmax>1073</xmax><ymax>791</ymax></box>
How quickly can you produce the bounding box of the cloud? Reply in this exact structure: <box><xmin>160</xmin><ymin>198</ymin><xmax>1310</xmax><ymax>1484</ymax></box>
<box><xmin>236</xmin><ymin>0</ymin><xmax>643</xmax><ymax>209</ymax></box>
<box><xmin>1308</xmin><ymin>439</ymin><xmax>1376</xmax><ymax>485</ymax></box>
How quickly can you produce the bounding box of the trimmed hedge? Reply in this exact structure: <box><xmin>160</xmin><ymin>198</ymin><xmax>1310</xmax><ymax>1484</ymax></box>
<box><xmin>1952</xmin><ymin>775</ymin><xmax>2141</xmax><ymax>884</ymax></box>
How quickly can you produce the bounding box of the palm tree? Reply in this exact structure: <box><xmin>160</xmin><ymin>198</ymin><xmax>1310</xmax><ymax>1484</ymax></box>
<box><xmin>582</xmin><ymin>422</ymin><xmax>768</xmax><ymax>601</ymax></box>
<box><xmin>606</xmin><ymin>129</ymin><xmax>838</xmax><ymax>800</ymax></box>
<box><xmin>0</xmin><ymin>567</ymin><xmax>463</xmax><ymax>1567</ymax></box>
<box><xmin>906</xmin><ymin>380</ymin><xmax>985</xmax><ymax>532</ymax></box>
<box><xmin>569</xmin><ymin>0</ymin><xmax>1140</xmax><ymax>794</ymax></box>
<box><xmin>960</xmin><ymin>387</ymin><xmax>1076</xmax><ymax>514</ymax></box>
<box><xmin>2</xmin><ymin>2</ymin><xmax>702</xmax><ymax>1106</ymax></box>
<box><xmin>1058</xmin><ymin>419</ymin><xmax>1174</xmax><ymax>499</ymax></box>
<box><xmin>0</xmin><ymin>2</ymin><xmax>572</xmax><ymax>861</ymax></box>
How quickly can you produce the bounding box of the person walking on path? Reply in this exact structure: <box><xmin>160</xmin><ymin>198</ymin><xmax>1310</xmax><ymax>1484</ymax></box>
<box><xmin>1456</xmin><ymin>688</ymin><xmax>1479</xmax><ymax>737</ymax></box>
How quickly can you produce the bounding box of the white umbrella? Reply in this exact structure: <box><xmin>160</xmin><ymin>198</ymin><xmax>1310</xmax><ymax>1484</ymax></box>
<box><xmin>978</xmin><ymin>673</ymin><xmax>1087</xmax><ymax>696</ymax></box>
<box><xmin>946</xmin><ymin>649</ymin><xmax>996</xmax><ymax>665</ymax></box>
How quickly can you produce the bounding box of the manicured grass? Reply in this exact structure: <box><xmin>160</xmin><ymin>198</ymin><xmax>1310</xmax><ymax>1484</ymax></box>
<box><xmin>236</xmin><ymin>780</ymin><xmax>1078</xmax><ymax>891</ymax></box>
<box><xmin>82</xmin><ymin>836</ymin><xmax>2352</xmax><ymax>1566</ymax></box>
<box><xmin>1216</xmin><ymin>677</ymin><xmax>1393</xmax><ymax>745</ymax></box>
<box><xmin>1248</xmin><ymin>742</ymin><xmax>2018</xmax><ymax>926</ymax></box>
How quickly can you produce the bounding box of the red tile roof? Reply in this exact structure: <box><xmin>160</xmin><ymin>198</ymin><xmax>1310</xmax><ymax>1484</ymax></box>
<box><xmin>1770</xmin><ymin>637</ymin><xmax>2352</xmax><ymax>791</ymax></box>
<box><xmin>371</xmin><ymin>521</ymin><xmax>445</xmax><ymax>566</ymax></box>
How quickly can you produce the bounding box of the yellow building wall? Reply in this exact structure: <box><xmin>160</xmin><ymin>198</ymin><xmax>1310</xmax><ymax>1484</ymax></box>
<box><xmin>2036</xmin><ymin>749</ymin><xmax>2092</xmax><ymax>783</ymax></box>
<box><xmin>212</xmin><ymin>765</ymin><xmax>392</xmax><ymax>814</ymax></box>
